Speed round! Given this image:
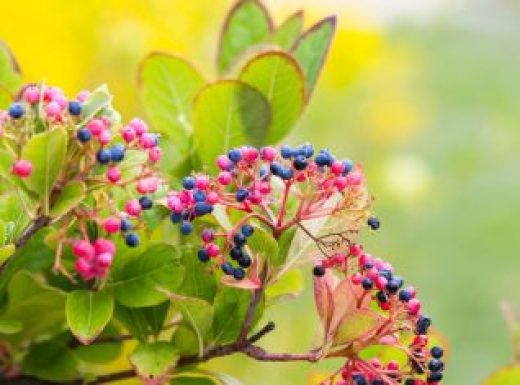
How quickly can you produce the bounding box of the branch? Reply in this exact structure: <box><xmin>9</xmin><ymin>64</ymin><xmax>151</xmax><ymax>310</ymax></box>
<box><xmin>243</xmin><ymin>345</ymin><xmax>319</xmax><ymax>362</ymax></box>
<box><xmin>14</xmin><ymin>216</ymin><xmax>51</xmax><ymax>249</ymax></box>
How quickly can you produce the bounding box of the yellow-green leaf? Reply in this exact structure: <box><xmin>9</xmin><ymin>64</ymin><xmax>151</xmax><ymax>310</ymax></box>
<box><xmin>271</xmin><ymin>10</ymin><xmax>304</xmax><ymax>50</ymax></box>
<box><xmin>130</xmin><ymin>341</ymin><xmax>179</xmax><ymax>378</ymax></box>
<box><xmin>50</xmin><ymin>180</ymin><xmax>86</xmax><ymax>219</ymax></box>
<box><xmin>482</xmin><ymin>365</ymin><xmax>520</xmax><ymax>385</ymax></box>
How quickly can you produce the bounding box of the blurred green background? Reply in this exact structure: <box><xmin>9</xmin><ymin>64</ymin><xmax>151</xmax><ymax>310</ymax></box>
<box><xmin>1</xmin><ymin>1</ymin><xmax>519</xmax><ymax>384</ymax></box>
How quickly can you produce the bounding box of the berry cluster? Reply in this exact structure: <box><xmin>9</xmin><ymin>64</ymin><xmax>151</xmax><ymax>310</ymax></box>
<box><xmin>166</xmin><ymin>143</ymin><xmax>368</xmax><ymax>281</ymax></box>
<box><xmin>314</xmin><ymin>242</ymin><xmax>445</xmax><ymax>385</ymax></box>
<box><xmin>0</xmin><ymin>84</ymin><xmax>162</xmax><ymax>282</ymax></box>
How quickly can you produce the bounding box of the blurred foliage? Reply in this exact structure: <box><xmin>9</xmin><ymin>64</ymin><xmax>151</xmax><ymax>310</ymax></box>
<box><xmin>0</xmin><ymin>0</ymin><xmax>518</xmax><ymax>385</ymax></box>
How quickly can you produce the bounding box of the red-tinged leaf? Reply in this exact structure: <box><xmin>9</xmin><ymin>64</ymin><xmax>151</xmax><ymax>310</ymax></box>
<box><xmin>313</xmin><ymin>271</ymin><xmax>337</xmax><ymax>332</ymax></box>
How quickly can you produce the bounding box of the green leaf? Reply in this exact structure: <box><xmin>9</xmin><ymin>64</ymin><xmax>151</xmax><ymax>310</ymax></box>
<box><xmin>110</xmin><ymin>243</ymin><xmax>185</xmax><ymax>308</ymax></box>
<box><xmin>50</xmin><ymin>180</ymin><xmax>86</xmax><ymax>219</ymax></box>
<box><xmin>177</xmin><ymin>245</ymin><xmax>217</xmax><ymax>302</ymax></box>
<box><xmin>333</xmin><ymin>310</ymin><xmax>381</xmax><ymax>347</ymax></box>
<box><xmin>482</xmin><ymin>366</ymin><xmax>520</xmax><ymax>385</ymax></box>
<box><xmin>211</xmin><ymin>287</ymin><xmax>263</xmax><ymax>344</ymax></box>
<box><xmin>273</xmin><ymin>226</ymin><xmax>296</xmax><ymax>267</ymax></box>
<box><xmin>0</xmin><ymin>244</ymin><xmax>15</xmax><ymax>264</ymax></box>
<box><xmin>73</xmin><ymin>323</ymin><xmax>123</xmax><ymax>364</ymax></box>
<box><xmin>291</xmin><ymin>16</ymin><xmax>336</xmax><ymax>94</ymax></box>
<box><xmin>0</xmin><ymin>41</ymin><xmax>22</xmax><ymax>95</ymax></box>
<box><xmin>271</xmin><ymin>10</ymin><xmax>304</xmax><ymax>50</ymax></box>
<box><xmin>239</xmin><ymin>51</ymin><xmax>305</xmax><ymax>144</ymax></box>
<box><xmin>0</xmin><ymin>271</ymin><xmax>66</xmax><ymax>343</ymax></box>
<box><xmin>246</xmin><ymin>224</ymin><xmax>278</xmax><ymax>263</ymax></box>
<box><xmin>218</xmin><ymin>0</ymin><xmax>273</xmax><ymax>74</ymax></box>
<box><xmin>193</xmin><ymin>80</ymin><xmax>271</xmax><ymax>171</ymax></box>
<box><xmin>23</xmin><ymin>341</ymin><xmax>79</xmax><ymax>381</ymax></box>
<box><xmin>139</xmin><ymin>52</ymin><xmax>205</xmax><ymax>163</ymax></box>
<box><xmin>171</xmin><ymin>373</ymin><xmax>221</xmax><ymax>385</ymax></box>
<box><xmin>0</xmin><ymin>319</ymin><xmax>22</xmax><ymax>334</ymax></box>
<box><xmin>265</xmin><ymin>269</ymin><xmax>303</xmax><ymax>306</ymax></box>
<box><xmin>130</xmin><ymin>341</ymin><xmax>179</xmax><ymax>378</ymax></box>
<box><xmin>21</xmin><ymin>127</ymin><xmax>67</xmax><ymax>213</ymax></box>
<box><xmin>66</xmin><ymin>289</ymin><xmax>114</xmax><ymax>344</ymax></box>
<box><xmin>78</xmin><ymin>84</ymin><xmax>112</xmax><ymax>126</ymax></box>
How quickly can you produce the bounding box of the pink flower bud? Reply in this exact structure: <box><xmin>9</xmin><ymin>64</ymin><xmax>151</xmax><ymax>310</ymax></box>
<box><xmin>87</xmin><ymin>119</ymin><xmax>104</xmax><ymax>136</ymax></box>
<box><xmin>98</xmin><ymin>129</ymin><xmax>112</xmax><ymax>145</ymax></box>
<box><xmin>96</xmin><ymin>252</ymin><xmax>113</xmax><ymax>268</ymax></box>
<box><xmin>76</xmin><ymin>90</ymin><xmax>90</xmax><ymax>103</ymax></box>
<box><xmin>23</xmin><ymin>86</ymin><xmax>40</xmax><ymax>104</ymax></box>
<box><xmin>260</xmin><ymin>146</ymin><xmax>277</xmax><ymax>161</ymax></box>
<box><xmin>106</xmin><ymin>166</ymin><xmax>121</xmax><ymax>183</ymax></box>
<box><xmin>217</xmin><ymin>171</ymin><xmax>232</xmax><ymax>185</ymax></box>
<box><xmin>125</xmin><ymin>199</ymin><xmax>142</xmax><ymax>217</ymax></box>
<box><xmin>148</xmin><ymin>147</ymin><xmax>161</xmax><ymax>162</ymax></box>
<box><xmin>11</xmin><ymin>160</ymin><xmax>33</xmax><ymax>178</ymax></box>
<box><xmin>216</xmin><ymin>155</ymin><xmax>232</xmax><ymax>170</ymax></box>
<box><xmin>93</xmin><ymin>238</ymin><xmax>116</xmax><ymax>256</ymax></box>
<box><xmin>72</xmin><ymin>240</ymin><xmax>95</xmax><ymax>259</ymax></box>
<box><xmin>121</xmin><ymin>125</ymin><xmax>136</xmax><ymax>143</ymax></box>
<box><xmin>103</xmin><ymin>217</ymin><xmax>121</xmax><ymax>233</ymax></box>
<box><xmin>129</xmin><ymin>118</ymin><xmax>148</xmax><ymax>135</ymax></box>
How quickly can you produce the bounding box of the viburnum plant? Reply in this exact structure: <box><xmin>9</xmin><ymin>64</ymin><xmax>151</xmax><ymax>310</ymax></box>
<box><xmin>0</xmin><ymin>1</ymin><xmax>446</xmax><ymax>385</ymax></box>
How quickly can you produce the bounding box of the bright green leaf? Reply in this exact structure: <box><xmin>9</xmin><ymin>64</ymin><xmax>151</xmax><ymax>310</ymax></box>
<box><xmin>50</xmin><ymin>180</ymin><xmax>86</xmax><ymax>219</ymax></box>
<box><xmin>130</xmin><ymin>341</ymin><xmax>179</xmax><ymax>378</ymax></box>
<box><xmin>177</xmin><ymin>245</ymin><xmax>217</xmax><ymax>302</ymax></box>
<box><xmin>23</xmin><ymin>341</ymin><xmax>79</xmax><ymax>381</ymax></box>
<box><xmin>239</xmin><ymin>51</ymin><xmax>305</xmax><ymax>144</ymax></box>
<box><xmin>271</xmin><ymin>10</ymin><xmax>304</xmax><ymax>50</ymax></box>
<box><xmin>78</xmin><ymin>84</ymin><xmax>112</xmax><ymax>126</ymax></box>
<box><xmin>139</xmin><ymin>52</ymin><xmax>205</xmax><ymax>163</ymax></box>
<box><xmin>218</xmin><ymin>0</ymin><xmax>273</xmax><ymax>74</ymax></box>
<box><xmin>265</xmin><ymin>269</ymin><xmax>303</xmax><ymax>306</ymax></box>
<box><xmin>194</xmin><ymin>80</ymin><xmax>271</xmax><ymax>171</ymax></box>
<box><xmin>273</xmin><ymin>226</ymin><xmax>296</xmax><ymax>267</ymax></box>
<box><xmin>0</xmin><ymin>319</ymin><xmax>22</xmax><ymax>334</ymax></box>
<box><xmin>291</xmin><ymin>16</ymin><xmax>336</xmax><ymax>94</ymax></box>
<box><xmin>73</xmin><ymin>323</ymin><xmax>123</xmax><ymax>364</ymax></box>
<box><xmin>0</xmin><ymin>243</ymin><xmax>14</xmax><ymax>264</ymax></box>
<box><xmin>246</xmin><ymin>225</ymin><xmax>278</xmax><ymax>263</ymax></box>
<box><xmin>20</xmin><ymin>127</ymin><xmax>67</xmax><ymax>213</ymax></box>
<box><xmin>110</xmin><ymin>243</ymin><xmax>185</xmax><ymax>308</ymax></box>
<box><xmin>0</xmin><ymin>41</ymin><xmax>22</xmax><ymax>95</ymax></box>
<box><xmin>66</xmin><ymin>290</ymin><xmax>114</xmax><ymax>345</ymax></box>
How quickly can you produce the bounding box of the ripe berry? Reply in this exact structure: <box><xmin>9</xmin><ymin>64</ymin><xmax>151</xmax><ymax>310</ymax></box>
<box><xmin>403</xmin><ymin>379</ymin><xmax>415</xmax><ymax>385</ymax></box>
<box><xmin>109</xmin><ymin>144</ymin><xmax>125</xmax><ymax>162</ymax></box>
<box><xmin>194</xmin><ymin>202</ymin><xmax>211</xmax><ymax>216</ymax></box>
<box><xmin>241</xmin><ymin>224</ymin><xmax>254</xmax><ymax>237</ymax></box>
<box><xmin>313</xmin><ymin>265</ymin><xmax>326</xmax><ymax>277</ymax></box>
<box><xmin>230</xmin><ymin>247</ymin><xmax>243</xmax><ymax>260</ymax></box>
<box><xmin>372</xmin><ymin>380</ymin><xmax>384</xmax><ymax>385</ymax></box>
<box><xmin>314</xmin><ymin>152</ymin><xmax>331</xmax><ymax>167</ymax></box>
<box><xmin>352</xmin><ymin>375</ymin><xmax>367</xmax><ymax>385</ymax></box>
<box><xmin>182</xmin><ymin>176</ymin><xmax>195</xmax><ymax>190</ymax></box>
<box><xmin>430</xmin><ymin>346</ymin><xmax>444</xmax><ymax>359</ymax></box>
<box><xmin>228</xmin><ymin>148</ymin><xmax>242</xmax><ymax>163</ymax></box>
<box><xmin>376</xmin><ymin>291</ymin><xmax>388</xmax><ymax>303</ymax></box>
<box><xmin>233</xmin><ymin>267</ymin><xmax>246</xmax><ymax>280</ymax></box>
<box><xmin>180</xmin><ymin>221</ymin><xmax>193</xmax><ymax>235</ymax></box>
<box><xmin>125</xmin><ymin>233</ymin><xmax>140</xmax><ymax>247</ymax></box>
<box><xmin>238</xmin><ymin>254</ymin><xmax>251</xmax><ymax>268</ymax></box>
<box><xmin>293</xmin><ymin>155</ymin><xmax>308</xmax><ymax>170</ymax></box>
<box><xmin>279</xmin><ymin>167</ymin><xmax>294</xmax><ymax>180</ymax></box>
<box><xmin>428</xmin><ymin>359</ymin><xmax>444</xmax><ymax>372</ymax></box>
<box><xmin>68</xmin><ymin>101</ymin><xmax>82</xmax><ymax>116</ymax></box>
<box><xmin>416</xmin><ymin>315</ymin><xmax>432</xmax><ymax>334</ymax></box>
<box><xmin>201</xmin><ymin>229</ymin><xmax>215</xmax><ymax>243</ymax></box>
<box><xmin>235</xmin><ymin>188</ymin><xmax>249</xmax><ymax>202</ymax></box>
<box><xmin>198</xmin><ymin>248</ymin><xmax>210</xmax><ymax>262</ymax></box>
<box><xmin>386</xmin><ymin>278</ymin><xmax>401</xmax><ymax>294</ymax></box>
<box><xmin>427</xmin><ymin>372</ymin><xmax>443</xmax><ymax>382</ymax></box>
<box><xmin>221</xmin><ymin>262</ymin><xmax>234</xmax><ymax>275</ymax></box>
<box><xmin>233</xmin><ymin>233</ymin><xmax>246</xmax><ymax>247</ymax></box>
<box><xmin>362</xmin><ymin>277</ymin><xmax>374</xmax><ymax>290</ymax></box>
<box><xmin>367</xmin><ymin>216</ymin><xmax>380</xmax><ymax>230</ymax></box>
<box><xmin>77</xmin><ymin>128</ymin><xmax>92</xmax><ymax>142</ymax></box>
<box><xmin>193</xmin><ymin>189</ymin><xmax>206</xmax><ymax>202</ymax></box>
<box><xmin>11</xmin><ymin>160</ymin><xmax>33</xmax><ymax>178</ymax></box>
<box><xmin>120</xmin><ymin>219</ymin><xmax>132</xmax><ymax>232</ymax></box>
<box><xmin>170</xmin><ymin>212</ymin><xmax>182</xmax><ymax>223</ymax></box>
<box><xmin>342</xmin><ymin>159</ymin><xmax>353</xmax><ymax>175</ymax></box>
<box><xmin>8</xmin><ymin>103</ymin><xmax>25</xmax><ymax>119</ymax></box>
<box><xmin>96</xmin><ymin>149</ymin><xmax>111</xmax><ymax>164</ymax></box>
<box><xmin>139</xmin><ymin>196</ymin><xmax>153</xmax><ymax>210</ymax></box>
<box><xmin>280</xmin><ymin>145</ymin><xmax>293</xmax><ymax>159</ymax></box>
<box><xmin>399</xmin><ymin>289</ymin><xmax>412</xmax><ymax>302</ymax></box>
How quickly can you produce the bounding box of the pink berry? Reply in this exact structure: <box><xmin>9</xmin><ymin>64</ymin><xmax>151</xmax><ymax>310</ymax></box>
<box><xmin>261</xmin><ymin>146</ymin><xmax>277</xmax><ymax>161</ymax></box>
<box><xmin>87</xmin><ymin>119</ymin><xmax>104</xmax><ymax>136</ymax></box>
<box><xmin>216</xmin><ymin>155</ymin><xmax>232</xmax><ymax>170</ymax></box>
<box><xmin>346</xmin><ymin>170</ymin><xmax>363</xmax><ymax>186</ymax></box>
<box><xmin>139</xmin><ymin>133</ymin><xmax>155</xmax><ymax>149</ymax></box>
<box><xmin>103</xmin><ymin>217</ymin><xmax>120</xmax><ymax>233</ymax></box>
<box><xmin>387</xmin><ymin>361</ymin><xmax>399</xmax><ymax>371</ymax></box>
<box><xmin>121</xmin><ymin>125</ymin><xmax>136</xmax><ymax>143</ymax></box>
<box><xmin>331</xmin><ymin>160</ymin><xmax>344</xmax><ymax>175</ymax></box>
<box><xmin>96</xmin><ymin>252</ymin><xmax>113</xmax><ymax>268</ymax></box>
<box><xmin>376</xmin><ymin>276</ymin><xmax>388</xmax><ymax>290</ymax></box>
<box><xmin>217</xmin><ymin>171</ymin><xmax>232</xmax><ymax>185</ymax></box>
<box><xmin>242</xmin><ymin>146</ymin><xmax>258</xmax><ymax>162</ymax></box>
<box><xmin>148</xmin><ymin>147</ymin><xmax>161</xmax><ymax>162</ymax></box>
<box><xmin>98</xmin><ymin>130</ymin><xmax>112</xmax><ymax>145</ymax></box>
<box><xmin>351</xmin><ymin>273</ymin><xmax>362</xmax><ymax>285</ymax></box>
<box><xmin>76</xmin><ymin>90</ymin><xmax>90</xmax><ymax>103</ymax></box>
<box><xmin>407</xmin><ymin>298</ymin><xmax>421</xmax><ymax>315</ymax></box>
<box><xmin>52</xmin><ymin>94</ymin><xmax>68</xmax><ymax>109</ymax></box>
<box><xmin>75</xmin><ymin>257</ymin><xmax>94</xmax><ymax>280</ymax></box>
<box><xmin>206</xmin><ymin>243</ymin><xmax>220</xmax><ymax>257</ymax></box>
<box><xmin>23</xmin><ymin>86</ymin><xmax>40</xmax><ymax>104</ymax></box>
<box><xmin>129</xmin><ymin>118</ymin><xmax>148</xmax><ymax>135</ymax></box>
<box><xmin>195</xmin><ymin>175</ymin><xmax>210</xmax><ymax>190</ymax></box>
<box><xmin>93</xmin><ymin>238</ymin><xmax>116</xmax><ymax>256</ymax></box>
<box><xmin>125</xmin><ymin>199</ymin><xmax>142</xmax><ymax>217</ymax></box>
<box><xmin>45</xmin><ymin>101</ymin><xmax>61</xmax><ymax>118</ymax></box>
<box><xmin>349</xmin><ymin>244</ymin><xmax>362</xmax><ymax>256</ymax></box>
<box><xmin>11</xmin><ymin>160</ymin><xmax>33</xmax><ymax>178</ymax></box>
<box><xmin>334</xmin><ymin>176</ymin><xmax>348</xmax><ymax>191</ymax></box>
<box><xmin>106</xmin><ymin>166</ymin><xmax>121</xmax><ymax>183</ymax></box>
<box><xmin>137</xmin><ymin>177</ymin><xmax>158</xmax><ymax>194</ymax></box>
<box><xmin>206</xmin><ymin>191</ymin><xmax>219</xmax><ymax>205</ymax></box>
<box><xmin>167</xmin><ymin>196</ymin><xmax>183</xmax><ymax>213</ymax></box>
<box><xmin>72</xmin><ymin>240</ymin><xmax>94</xmax><ymax>259</ymax></box>
<box><xmin>201</xmin><ymin>229</ymin><xmax>214</xmax><ymax>243</ymax></box>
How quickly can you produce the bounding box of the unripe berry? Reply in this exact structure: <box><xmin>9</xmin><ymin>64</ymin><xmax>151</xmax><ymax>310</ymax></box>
<box><xmin>201</xmin><ymin>229</ymin><xmax>215</xmax><ymax>243</ymax></box>
<box><xmin>125</xmin><ymin>199</ymin><xmax>142</xmax><ymax>217</ymax></box>
<box><xmin>121</xmin><ymin>125</ymin><xmax>136</xmax><ymax>143</ymax></box>
<box><xmin>98</xmin><ymin>129</ymin><xmax>112</xmax><ymax>145</ymax></box>
<box><xmin>206</xmin><ymin>191</ymin><xmax>219</xmax><ymax>204</ymax></box>
<box><xmin>216</xmin><ymin>155</ymin><xmax>232</xmax><ymax>170</ymax></box>
<box><xmin>75</xmin><ymin>257</ymin><xmax>94</xmax><ymax>280</ymax></box>
<box><xmin>217</xmin><ymin>171</ymin><xmax>232</xmax><ymax>185</ymax></box>
<box><xmin>139</xmin><ymin>133</ymin><xmax>156</xmax><ymax>149</ymax></box>
<box><xmin>45</xmin><ymin>101</ymin><xmax>61</xmax><ymax>118</ymax></box>
<box><xmin>11</xmin><ymin>160</ymin><xmax>33</xmax><ymax>178</ymax></box>
<box><xmin>93</xmin><ymin>238</ymin><xmax>116</xmax><ymax>256</ymax></box>
<box><xmin>195</xmin><ymin>175</ymin><xmax>210</xmax><ymax>190</ymax></box>
<box><xmin>130</xmin><ymin>118</ymin><xmax>148</xmax><ymax>135</ymax></box>
<box><xmin>23</xmin><ymin>86</ymin><xmax>40</xmax><ymax>104</ymax></box>
<box><xmin>72</xmin><ymin>240</ymin><xmax>95</xmax><ymax>259</ymax></box>
<box><xmin>96</xmin><ymin>252</ymin><xmax>113</xmax><ymax>268</ymax></box>
<box><xmin>206</xmin><ymin>243</ymin><xmax>220</xmax><ymax>257</ymax></box>
<box><xmin>331</xmin><ymin>160</ymin><xmax>344</xmax><ymax>175</ymax></box>
<box><xmin>103</xmin><ymin>217</ymin><xmax>121</xmax><ymax>233</ymax></box>
<box><xmin>407</xmin><ymin>298</ymin><xmax>421</xmax><ymax>315</ymax></box>
<box><xmin>87</xmin><ymin>119</ymin><xmax>104</xmax><ymax>136</ymax></box>
<box><xmin>107</xmin><ymin>166</ymin><xmax>121</xmax><ymax>183</ymax></box>
<box><xmin>260</xmin><ymin>146</ymin><xmax>277</xmax><ymax>161</ymax></box>
<box><xmin>76</xmin><ymin>90</ymin><xmax>90</xmax><ymax>102</ymax></box>
<box><xmin>148</xmin><ymin>147</ymin><xmax>161</xmax><ymax>162</ymax></box>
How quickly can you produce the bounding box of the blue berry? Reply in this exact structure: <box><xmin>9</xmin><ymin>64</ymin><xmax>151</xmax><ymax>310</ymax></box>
<box><xmin>233</xmin><ymin>232</ymin><xmax>246</xmax><ymax>247</ymax></box>
<box><xmin>182</xmin><ymin>176</ymin><xmax>195</xmax><ymax>190</ymax></box>
<box><xmin>228</xmin><ymin>148</ymin><xmax>242</xmax><ymax>163</ymax></box>
<box><xmin>270</xmin><ymin>162</ymin><xmax>282</xmax><ymax>176</ymax></box>
<box><xmin>139</xmin><ymin>196</ymin><xmax>153</xmax><ymax>210</ymax></box>
<box><xmin>77</xmin><ymin>128</ymin><xmax>92</xmax><ymax>143</ymax></box>
<box><xmin>376</xmin><ymin>291</ymin><xmax>388</xmax><ymax>303</ymax></box>
<box><xmin>109</xmin><ymin>144</ymin><xmax>126</xmax><ymax>162</ymax></box>
<box><xmin>180</xmin><ymin>221</ymin><xmax>193</xmax><ymax>235</ymax></box>
<box><xmin>431</xmin><ymin>346</ymin><xmax>444</xmax><ymax>359</ymax></box>
<box><xmin>279</xmin><ymin>167</ymin><xmax>294</xmax><ymax>180</ymax></box>
<box><xmin>352</xmin><ymin>375</ymin><xmax>366</xmax><ymax>385</ymax></box>
<box><xmin>238</xmin><ymin>254</ymin><xmax>251</xmax><ymax>268</ymax></box>
<box><xmin>68</xmin><ymin>101</ymin><xmax>82</xmax><ymax>116</ymax></box>
<box><xmin>241</xmin><ymin>224</ymin><xmax>254</xmax><ymax>237</ymax></box>
<box><xmin>362</xmin><ymin>277</ymin><xmax>374</xmax><ymax>290</ymax></box>
<box><xmin>368</xmin><ymin>216</ymin><xmax>380</xmax><ymax>230</ymax></box>
<box><xmin>428</xmin><ymin>359</ymin><xmax>444</xmax><ymax>372</ymax></box>
<box><xmin>230</xmin><ymin>247</ymin><xmax>243</xmax><ymax>260</ymax></box>
<box><xmin>293</xmin><ymin>155</ymin><xmax>308</xmax><ymax>171</ymax></box>
<box><xmin>372</xmin><ymin>380</ymin><xmax>384</xmax><ymax>385</ymax></box>
<box><xmin>193</xmin><ymin>189</ymin><xmax>206</xmax><ymax>202</ymax></box>
<box><xmin>125</xmin><ymin>233</ymin><xmax>140</xmax><ymax>247</ymax></box>
<box><xmin>428</xmin><ymin>372</ymin><xmax>443</xmax><ymax>382</ymax></box>
<box><xmin>8</xmin><ymin>103</ymin><xmax>25</xmax><ymax>119</ymax></box>
<box><xmin>198</xmin><ymin>248</ymin><xmax>210</xmax><ymax>262</ymax></box>
<box><xmin>233</xmin><ymin>267</ymin><xmax>246</xmax><ymax>280</ymax></box>
<box><xmin>96</xmin><ymin>149</ymin><xmax>111</xmax><ymax>164</ymax></box>
<box><xmin>170</xmin><ymin>212</ymin><xmax>182</xmax><ymax>223</ymax></box>
<box><xmin>314</xmin><ymin>152</ymin><xmax>330</xmax><ymax>167</ymax></box>
<box><xmin>416</xmin><ymin>315</ymin><xmax>432</xmax><ymax>334</ymax></box>
<box><xmin>221</xmin><ymin>262</ymin><xmax>234</xmax><ymax>275</ymax></box>
<box><xmin>342</xmin><ymin>159</ymin><xmax>353</xmax><ymax>175</ymax></box>
<box><xmin>378</xmin><ymin>269</ymin><xmax>392</xmax><ymax>280</ymax></box>
<box><xmin>120</xmin><ymin>219</ymin><xmax>132</xmax><ymax>232</ymax></box>
<box><xmin>313</xmin><ymin>265</ymin><xmax>326</xmax><ymax>277</ymax></box>
<box><xmin>386</xmin><ymin>279</ymin><xmax>401</xmax><ymax>294</ymax></box>
<box><xmin>194</xmin><ymin>202</ymin><xmax>211</xmax><ymax>216</ymax></box>
<box><xmin>399</xmin><ymin>289</ymin><xmax>412</xmax><ymax>302</ymax></box>
<box><xmin>280</xmin><ymin>145</ymin><xmax>293</xmax><ymax>159</ymax></box>
<box><xmin>259</xmin><ymin>166</ymin><xmax>269</xmax><ymax>178</ymax></box>
<box><xmin>235</xmin><ymin>188</ymin><xmax>249</xmax><ymax>202</ymax></box>
<box><xmin>301</xmin><ymin>143</ymin><xmax>314</xmax><ymax>158</ymax></box>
